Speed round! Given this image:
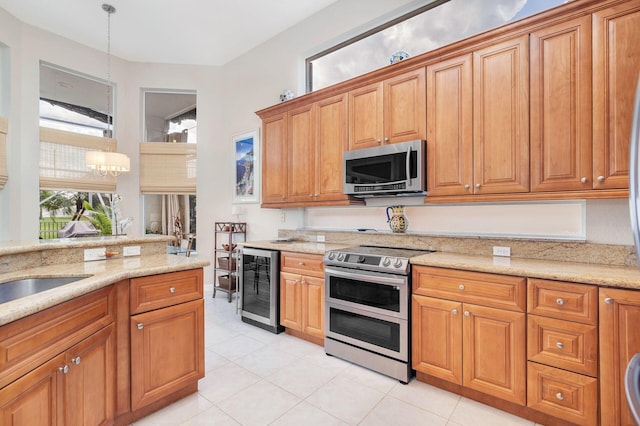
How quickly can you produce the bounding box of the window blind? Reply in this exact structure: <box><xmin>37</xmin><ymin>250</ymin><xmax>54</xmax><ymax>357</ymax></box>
<box><xmin>140</xmin><ymin>142</ymin><xmax>196</xmax><ymax>194</ymax></box>
<box><xmin>0</xmin><ymin>116</ymin><xmax>7</xmax><ymax>188</ymax></box>
<box><xmin>39</xmin><ymin>127</ymin><xmax>116</xmax><ymax>192</ymax></box>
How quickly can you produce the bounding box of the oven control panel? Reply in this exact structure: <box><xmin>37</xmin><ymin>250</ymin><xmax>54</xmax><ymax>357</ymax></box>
<box><xmin>325</xmin><ymin>251</ymin><xmax>408</xmax><ymax>273</ymax></box>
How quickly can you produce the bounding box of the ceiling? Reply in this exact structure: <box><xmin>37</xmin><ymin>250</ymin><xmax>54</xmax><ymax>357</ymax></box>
<box><xmin>0</xmin><ymin>0</ymin><xmax>339</xmax><ymax>66</ymax></box>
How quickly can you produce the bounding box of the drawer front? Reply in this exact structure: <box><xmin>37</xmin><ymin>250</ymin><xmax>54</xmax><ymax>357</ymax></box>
<box><xmin>527</xmin><ymin>362</ymin><xmax>597</xmax><ymax>426</ymax></box>
<box><xmin>0</xmin><ymin>285</ymin><xmax>115</xmax><ymax>389</ymax></box>
<box><xmin>527</xmin><ymin>315</ymin><xmax>598</xmax><ymax>377</ymax></box>
<box><xmin>412</xmin><ymin>266</ymin><xmax>525</xmax><ymax>312</ymax></box>
<box><xmin>130</xmin><ymin>269</ymin><xmax>203</xmax><ymax>314</ymax></box>
<box><xmin>281</xmin><ymin>252</ymin><xmax>324</xmax><ymax>278</ymax></box>
<box><xmin>528</xmin><ymin>278</ymin><xmax>597</xmax><ymax>324</ymax></box>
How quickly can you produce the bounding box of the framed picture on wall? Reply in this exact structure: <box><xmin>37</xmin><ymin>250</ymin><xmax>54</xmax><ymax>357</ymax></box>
<box><xmin>232</xmin><ymin>129</ymin><xmax>260</xmax><ymax>204</ymax></box>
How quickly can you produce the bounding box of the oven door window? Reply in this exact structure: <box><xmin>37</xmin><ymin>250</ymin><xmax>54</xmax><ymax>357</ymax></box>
<box><xmin>329</xmin><ymin>274</ymin><xmax>400</xmax><ymax>312</ymax></box>
<box><xmin>329</xmin><ymin>307</ymin><xmax>400</xmax><ymax>353</ymax></box>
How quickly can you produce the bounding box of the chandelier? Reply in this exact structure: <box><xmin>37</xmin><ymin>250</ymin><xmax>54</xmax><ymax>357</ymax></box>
<box><xmin>85</xmin><ymin>3</ymin><xmax>130</xmax><ymax>177</ymax></box>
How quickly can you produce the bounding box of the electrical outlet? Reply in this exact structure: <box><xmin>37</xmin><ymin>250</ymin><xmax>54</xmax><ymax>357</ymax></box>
<box><xmin>84</xmin><ymin>247</ymin><xmax>106</xmax><ymax>262</ymax></box>
<box><xmin>280</xmin><ymin>210</ymin><xmax>286</xmax><ymax>222</ymax></box>
<box><xmin>123</xmin><ymin>245</ymin><xmax>141</xmax><ymax>257</ymax></box>
<box><xmin>492</xmin><ymin>246</ymin><xmax>511</xmax><ymax>257</ymax></box>
<box><xmin>316</xmin><ymin>234</ymin><xmax>325</xmax><ymax>242</ymax></box>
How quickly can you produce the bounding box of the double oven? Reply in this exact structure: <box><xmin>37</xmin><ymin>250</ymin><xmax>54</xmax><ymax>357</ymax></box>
<box><xmin>323</xmin><ymin>246</ymin><xmax>431</xmax><ymax>383</ymax></box>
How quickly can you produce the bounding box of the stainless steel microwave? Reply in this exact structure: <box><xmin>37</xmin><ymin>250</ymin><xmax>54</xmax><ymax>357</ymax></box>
<box><xmin>343</xmin><ymin>140</ymin><xmax>426</xmax><ymax>197</ymax></box>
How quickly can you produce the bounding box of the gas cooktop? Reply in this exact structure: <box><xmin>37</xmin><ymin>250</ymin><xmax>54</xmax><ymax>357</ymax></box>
<box><xmin>323</xmin><ymin>245</ymin><xmax>434</xmax><ymax>275</ymax></box>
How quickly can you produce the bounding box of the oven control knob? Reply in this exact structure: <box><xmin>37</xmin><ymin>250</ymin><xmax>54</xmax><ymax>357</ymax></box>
<box><xmin>356</xmin><ymin>255</ymin><xmax>366</xmax><ymax>263</ymax></box>
<box><xmin>327</xmin><ymin>251</ymin><xmax>336</xmax><ymax>260</ymax></box>
<box><xmin>337</xmin><ymin>253</ymin><xmax>345</xmax><ymax>261</ymax></box>
<box><xmin>382</xmin><ymin>257</ymin><xmax>391</xmax><ymax>266</ymax></box>
<box><xmin>393</xmin><ymin>258</ymin><xmax>404</xmax><ymax>268</ymax></box>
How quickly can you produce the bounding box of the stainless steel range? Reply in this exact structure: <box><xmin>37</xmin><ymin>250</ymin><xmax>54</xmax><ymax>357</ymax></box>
<box><xmin>323</xmin><ymin>245</ymin><xmax>433</xmax><ymax>383</ymax></box>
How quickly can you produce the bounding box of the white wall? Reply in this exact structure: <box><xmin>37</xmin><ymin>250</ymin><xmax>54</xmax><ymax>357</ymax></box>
<box><xmin>0</xmin><ymin>0</ymin><xmax>634</xmax><ymax>285</ymax></box>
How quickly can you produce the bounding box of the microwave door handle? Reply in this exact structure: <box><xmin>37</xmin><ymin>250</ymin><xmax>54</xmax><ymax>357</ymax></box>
<box><xmin>406</xmin><ymin>146</ymin><xmax>412</xmax><ymax>185</ymax></box>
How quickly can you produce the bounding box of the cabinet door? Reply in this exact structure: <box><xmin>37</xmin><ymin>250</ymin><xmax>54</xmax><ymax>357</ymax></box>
<box><xmin>473</xmin><ymin>35</ymin><xmax>529</xmax><ymax>194</ymax></box>
<box><xmin>600</xmin><ymin>288</ymin><xmax>640</xmax><ymax>426</ymax></box>
<box><xmin>349</xmin><ymin>82</ymin><xmax>383</xmax><ymax>150</ymax></box>
<box><xmin>130</xmin><ymin>299</ymin><xmax>204</xmax><ymax>411</ymax></box>
<box><xmin>0</xmin><ymin>354</ymin><xmax>62</xmax><ymax>426</ymax></box>
<box><xmin>412</xmin><ymin>295</ymin><xmax>463</xmax><ymax>385</ymax></box>
<box><xmin>426</xmin><ymin>54</ymin><xmax>473</xmax><ymax>196</ymax></box>
<box><xmin>315</xmin><ymin>93</ymin><xmax>349</xmax><ymax>202</ymax></box>
<box><xmin>262</xmin><ymin>112</ymin><xmax>288</xmax><ymax>204</ymax></box>
<box><xmin>61</xmin><ymin>324</ymin><xmax>115</xmax><ymax>426</ymax></box>
<box><xmin>280</xmin><ymin>272</ymin><xmax>302</xmax><ymax>331</ymax></box>
<box><xmin>302</xmin><ymin>275</ymin><xmax>324</xmax><ymax>340</ymax></box>
<box><xmin>530</xmin><ymin>16</ymin><xmax>592</xmax><ymax>192</ymax></box>
<box><xmin>288</xmin><ymin>104</ymin><xmax>316</xmax><ymax>202</ymax></box>
<box><xmin>463</xmin><ymin>304</ymin><xmax>526</xmax><ymax>405</ymax></box>
<box><xmin>383</xmin><ymin>68</ymin><xmax>426</xmax><ymax>144</ymax></box>
<box><xmin>593</xmin><ymin>1</ymin><xmax>640</xmax><ymax>189</ymax></box>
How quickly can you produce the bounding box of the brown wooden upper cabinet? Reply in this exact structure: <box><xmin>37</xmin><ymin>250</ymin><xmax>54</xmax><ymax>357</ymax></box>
<box><xmin>593</xmin><ymin>0</ymin><xmax>640</xmax><ymax>190</ymax></box>
<box><xmin>348</xmin><ymin>68</ymin><xmax>426</xmax><ymax>150</ymax></box>
<box><xmin>530</xmin><ymin>16</ymin><xmax>593</xmax><ymax>192</ymax></box>
<box><xmin>427</xmin><ymin>36</ymin><xmax>529</xmax><ymax>196</ymax></box>
<box><xmin>261</xmin><ymin>112</ymin><xmax>288</xmax><ymax>204</ymax></box>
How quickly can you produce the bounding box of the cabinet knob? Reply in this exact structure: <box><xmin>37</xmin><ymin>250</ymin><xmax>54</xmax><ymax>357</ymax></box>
<box><xmin>377</xmin><ymin>139</ymin><xmax>382</xmax><ymax>144</ymax></box>
<box><xmin>597</xmin><ymin>176</ymin><xmax>605</xmax><ymax>182</ymax></box>
<box><xmin>556</xmin><ymin>392</ymin><xmax>564</xmax><ymax>401</ymax></box>
<box><xmin>556</xmin><ymin>342</ymin><xmax>564</xmax><ymax>350</ymax></box>
<box><xmin>301</xmin><ymin>279</ymin><xmax>306</xmax><ymax>285</ymax></box>
<box><xmin>59</xmin><ymin>365</ymin><xmax>69</xmax><ymax>374</ymax></box>
<box><xmin>475</xmin><ymin>183</ymin><xmax>481</xmax><ymax>188</ymax></box>
<box><xmin>281</xmin><ymin>195</ymin><xmax>285</xmax><ymax>199</ymax></box>
<box><xmin>169</xmin><ymin>287</ymin><xmax>176</xmax><ymax>294</ymax></box>
<box><xmin>71</xmin><ymin>356</ymin><xmax>81</xmax><ymax>365</ymax></box>
<box><xmin>384</xmin><ymin>137</ymin><xmax>389</xmax><ymax>142</ymax></box>
<box><xmin>581</xmin><ymin>177</ymin><xmax>588</xmax><ymax>184</ymax></box>
<box><xmin>452</xmin><ymin>309</ymin><xmax>458</xmax><ymax>315</ymax></box>
<box><xmin>464</xmin><ymin>184</ymin><xmax>470</xmax><ymax>190</ymax></box>
<box><xmin>137</xmin><ymin>323</ymin><xmax>144</xmax><ymax>330</ymax></box>
<box><xmin>464</xmin><ymin>311</ymin><xmax>470</xmax><ymax>317</ymax></box>
<box><xmin>458</xmin><ymin>284</ymin><xmax>465</xmax><ymax>290</ymax></box>
<box><xmin>556</xmin><ymin>298</ymin><xmax>564</xmax><ymax>305</ymax></box>
<box><xmin>604</xmin><ymin>297</ymin><xmax>613</xmax><ymax>304</ymax></box>
<box><xmin>298</xmin><ymin>262</ymin><xmax>305</xmax><ymax>266</ymax></box>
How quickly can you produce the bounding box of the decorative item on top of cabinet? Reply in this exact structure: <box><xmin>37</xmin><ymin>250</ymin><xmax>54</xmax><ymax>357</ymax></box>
<box><xmin>213</xmin><ymin>222</ymin><xmax>246</xmax><ymax>302</ymax></box>
<box><xmin>526</xmin><ymin>278</ymin><xmax>598</xmax><ymax>426</ymax></box>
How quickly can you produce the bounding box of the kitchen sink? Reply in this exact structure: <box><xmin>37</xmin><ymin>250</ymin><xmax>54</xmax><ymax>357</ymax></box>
<box><xmin>0</xmin><ymin>276</ymin><xmax>88</xmax><ymax>304</ymax></box>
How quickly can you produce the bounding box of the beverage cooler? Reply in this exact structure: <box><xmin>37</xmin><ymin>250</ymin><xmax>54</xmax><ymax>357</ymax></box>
<box><xmin>239</xmin><ymin>247</ymin><xmax>283</xmax><ymax>334</ymax></box>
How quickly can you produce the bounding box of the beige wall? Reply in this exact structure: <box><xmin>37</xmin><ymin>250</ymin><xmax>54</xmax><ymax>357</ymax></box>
<box><xmin>0</xmin><ymin>0</ymin><xmax>634</xmax><ymax>286</ymax></box>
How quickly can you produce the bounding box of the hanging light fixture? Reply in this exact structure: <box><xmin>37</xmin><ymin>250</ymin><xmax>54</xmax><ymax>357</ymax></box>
<box><xmin>85</xmin><ymin>3</ymin><xmax>130</xmax><ymax>177</ymax></box>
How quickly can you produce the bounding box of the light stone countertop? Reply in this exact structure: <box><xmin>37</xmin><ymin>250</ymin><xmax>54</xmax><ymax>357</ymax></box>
<box><xmin>411</xmin><ymin>252</ymin><xmax>640</xmax><ymax>289</ymax></box>
<box><xmin>0</xmin><ymin>254</ymin><xmax>209</xmax><ymax>326</ymax></box>
<box><xmin>239</xmin><ymin>240</ymin><xmax>352</xmax><ymax>255</ymax></box>
<box><xmin>0</xmin><ymin>235</ymin><xmax>174</xmax><ymax>256</ymax></box>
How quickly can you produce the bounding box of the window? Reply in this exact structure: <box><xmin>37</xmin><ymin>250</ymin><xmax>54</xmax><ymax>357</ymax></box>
<box><xmin>141</xmin><ymin>90</ymin><xmax>197</xmax><ymax>247</ymax></box>
<box><xmin>307</xmin><ymin>0</ymin><xmax>566</xmax><ymax>91</ymax></box>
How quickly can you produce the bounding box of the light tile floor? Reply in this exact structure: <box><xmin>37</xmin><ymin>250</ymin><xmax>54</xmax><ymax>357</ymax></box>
<box><xmin>133</xmin><ymin>288</ymin><xmax>543</xmax><ymax>426</ymax></box>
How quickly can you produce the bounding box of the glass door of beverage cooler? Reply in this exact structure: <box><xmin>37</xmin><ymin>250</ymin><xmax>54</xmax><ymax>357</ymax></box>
<box><xmin>240</xmin><ymin>248</ymin><xmax>283</xmax><ymax>333</ymax></box>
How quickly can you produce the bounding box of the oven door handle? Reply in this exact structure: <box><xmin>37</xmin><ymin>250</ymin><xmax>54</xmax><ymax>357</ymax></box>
<box><xmin>325</xmin><ymin>266</ymin><xmax>407</xmax><ymax>286</ymax></box>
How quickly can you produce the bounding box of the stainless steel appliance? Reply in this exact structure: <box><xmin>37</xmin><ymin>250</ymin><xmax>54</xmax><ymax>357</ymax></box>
<box><xmin>240</xmin><ymin>248</ymin><xmax>283</xmax><ymax>334</ymax></box>
<box><xmin>626</xmin><ymin>353</ymin><xmax>640</xmax><ymax>425</ymax></box>
<box><xmin>343</xmin><ymin>140</ymin><xmax>426</xmax><ymax>197</ymax></box>
<box><xmin>323</xmin><ymin>245</ymin><xmax>432</xmax><ymax>383</ymax></box>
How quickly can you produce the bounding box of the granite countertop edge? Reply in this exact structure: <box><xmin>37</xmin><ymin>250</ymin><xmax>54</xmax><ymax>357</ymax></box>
<box><xmin>0</xmin><ymin>254</ymin><xmax>209</xmax><ymax>326</ymax></box>
<box><xmin>241</xmin><ymin>240</ymin><xmax>640</xmax><ymax>290</ymax></box>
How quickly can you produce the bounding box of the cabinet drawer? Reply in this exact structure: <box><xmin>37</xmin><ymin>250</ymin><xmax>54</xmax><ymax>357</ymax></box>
<box><xmin>130</xmin><ymin>269</ymin><xmax>203</xmax><ymax>314</ymax></box>
<box><xmin>527</xmin><ymin>362</ymin><xmax>597</xmax><ymax>426</ymax></box>
<box><xmin>281</xmin><ymin>252</ymin><xmax>324</xmax><ymax>278</ymax></box>
<box><xmin>528</xmin><ymin>278</ymin><xmax>597</xmax><ymax>324</ymax></box>
<box><xmin>527</xmin><ymin>315</ymin><xmax>598</xmax><ymax>377</ymax></box>
<box><xmin>412</xmin><ymin>266</ymin><xmax>525</xmax><ymax>312</ymax></box>
<box><xmin>0</xmin><ymin>285</ymin><xmax>115</xmax><ymax>389</ymax></box>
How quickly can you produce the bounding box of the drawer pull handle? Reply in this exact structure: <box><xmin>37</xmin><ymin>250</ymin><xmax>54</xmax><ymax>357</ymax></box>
<box><xmin>298</xmin><ymin>262</ymin><xmax>305</xmax><ymax>266</ymax></box>
<box><xmin>71</xmin><ymin>356</ymin><xmax>81</xmax><ymax>365</ymax></box>
<box><xmin>170</xmin><ymin>287</ymin><xmax>176</xmax><ymax>293</ymax></box>
<box><xmin>556</xmin><ymin>392</ymin><xmax>564</xmax><ymax>401</ymax></box>
<box><xmin>556</xmin><ymin>298</ymin><xmax>564</xmax><ymax>305</ymax></box>
<box><xmin>452</xmin><ymin>309</ymin><xmax>458</xmax><ymax>315</ymax></box>
<box><xmin>464</xmin><ymin>311</ymin><xmax>470</xmax><ymax>317</ymax></box>
<box><xmin>59</xmin><ymin>365</ymin><xmax>69</xmax><ymax>374</ymax></box>
<box><xmin>605</xmin><ymin>297</ymin><xmax>613</xmax><ymax>304</ymax></box>
<box><xmin>556</xmin><ymin>342</ymin><xmax>564</xmax><ymax>350</ymax></box>
<box><xmin>458</xmin><ymin>284</ymin><xmax>465</xmax><ymax>290</ymax></box>
<box><xmin>137</xmin><ymin>323</ymin><xmax>144</xmax><ymax>330</ymax></box>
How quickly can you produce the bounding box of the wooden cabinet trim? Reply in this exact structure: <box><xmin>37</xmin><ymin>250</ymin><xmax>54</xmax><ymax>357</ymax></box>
<box><xmin>280</xmin><ymin>252</ymin><xmax>324</xmax><ymax>278</ymax></box>
<box><xmin>527</xmin><ymin>278</ymin><xmax>598</xmax><ymax>324</ymax></box>
<box><xmin>130</xmin><ymin>269</ymin><xmax>203</xmax><ymax>314</ymax></box>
